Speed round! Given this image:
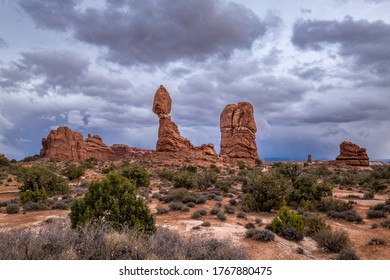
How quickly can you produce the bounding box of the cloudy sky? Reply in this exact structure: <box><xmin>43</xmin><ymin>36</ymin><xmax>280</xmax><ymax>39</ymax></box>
<box><xmin>1</xmin><ymin>0</ymin><xmax>389</xmax><ymax>160</ymax></box>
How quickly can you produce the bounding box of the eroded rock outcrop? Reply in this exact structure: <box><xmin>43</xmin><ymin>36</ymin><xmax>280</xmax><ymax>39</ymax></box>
<box><xmin>220</xmin><ymin>102</ymin><xmax>258</xmax><ymax>159</ymax></box>
<box><xmin>336</xmin><ymin>141</ymin><xmax>369</xmax><ymax>166</ymax></box>
<box><xmin>153</xmin><ymin>85</ymin><xmax>216</xmax><ymax>155</ymax></box>
<box><xmin>40</xmin><ymin>127</ymin><xmax>149</xmax><ymax>161</ymax></box>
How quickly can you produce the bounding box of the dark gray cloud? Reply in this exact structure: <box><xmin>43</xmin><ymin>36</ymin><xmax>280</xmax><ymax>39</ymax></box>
<box><xmin>0</xmin><ymin>37</ymin><xmax>8</xmax><ymax>48</ymax></box>
<box><xmin>20</xmin><ymin>0</ymin><xmax>273</xmax><ymax>67</ymax></box>
<box><xmin>292</xmin><ymin>16</ymin><xmax>390</xmax><ymax>76</ymax></box>
<box><xmin>291</xmin><ymin>65</ymin><xmax>326</xmax><ymax>81</ymax></box>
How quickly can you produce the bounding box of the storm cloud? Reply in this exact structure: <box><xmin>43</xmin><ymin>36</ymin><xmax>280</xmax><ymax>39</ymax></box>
<box><xmin>21</xmin><ymin>0</ymin><xmax>271</xmax><ymax>66</ymax></box>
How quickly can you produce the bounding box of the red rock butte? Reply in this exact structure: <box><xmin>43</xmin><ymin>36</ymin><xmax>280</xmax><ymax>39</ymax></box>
<box><xmin>40</xmin><ymin>126</ymin><xmax>149</xmax><ymax>161</ymax></box>
<box><xmin>220</xmin><ymin>102</ymin><xmax>259</xmax><ymax>160</ymax></box>
<box><xmin>336</xmin><ymin>141</ymin><xmax>369</xmax><ymax>166</ymax></box>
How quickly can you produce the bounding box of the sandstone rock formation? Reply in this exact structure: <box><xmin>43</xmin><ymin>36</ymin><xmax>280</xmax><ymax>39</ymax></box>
<box><xmin>40</xmin><ymin>127</ymin><xmax>149</xmax><ymax>161</ymax></box>
<box><xmin>336</xmin><ymin>141</ymin><xmax>369</xmax><ymax>166</ymax></box>
<box><xmin>153</xmin><ymin>85</ymin><xmax>216</xmax><ymax>155</ymax></box>
<box><xmin>220</xmin><ymin>102</ymin><xmax>258</xmax><ymax>159</ymax></box>
<box><xmin>307</xmin><ymin>154</ymin><xmax>312</xmax><ymax>163</ymax></box>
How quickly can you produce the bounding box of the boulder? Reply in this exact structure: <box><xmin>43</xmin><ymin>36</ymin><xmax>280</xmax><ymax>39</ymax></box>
<box><xmin>336</xmin><ymin>141</ymin><xmax>369</xmax><ymax>166</ymax></box>
<box><xmin>220</xmin><ymin>102</ymin><xmax>258</xmax><ymax>159</ymax></box>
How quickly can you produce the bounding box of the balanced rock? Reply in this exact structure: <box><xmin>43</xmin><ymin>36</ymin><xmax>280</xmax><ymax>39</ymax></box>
<box><xmin>220</xmin><ymin>102</ymin><xmax>258</xmax><ymax>159</ymax></box>
<box><xmin>40</xmin><ymin>126</ymin><xmax>149</xmax><ymax>161</ymax></box>
<box><xmin>336</xmin><ymin>141</ymin><xmax>369</xmax><ymax>166</ymax></box>
<box><xmin>153</xmin><ymin>85</ymin><xmax>216</xmax><ymax>155</ymax></box>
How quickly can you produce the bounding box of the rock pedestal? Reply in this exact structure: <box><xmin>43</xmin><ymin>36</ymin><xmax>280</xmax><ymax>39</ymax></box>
<box><xmin>220</xmin><ymin>102</ymin><xmax>258</xmax><ymax>159</ymax></box>
<box><xmin>153</xmin><ymin>85</ymin><xmax>216</xmax><ymax>155</ymax></box>
<box><xmin>336</xmin><ymin>141</ymin><xmax>369</xmax><ymax>166</ymax></box>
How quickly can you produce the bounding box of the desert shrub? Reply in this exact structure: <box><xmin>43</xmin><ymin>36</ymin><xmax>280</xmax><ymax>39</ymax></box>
<box><xmin>194</xmin><ymin>170</ymin><xmax>217</xmax><ymax>190</ymax></box>
<box><xmin>52</xmin><ymin>201</ymin><xmax>69</xmax><ymax>210</ymax></box>
<box><xmin>210</xmin><ymin>206</ymin><xmax>221</xmax><ymax>215</ymax></box>
<box><xmin>182</xmin><ymin>165</ymin><xmax>197</xmax><ymax>173</ymax></box>
<box><xmin>315</xmin><ymin>198</ymin><xmax>352</xmax><ymax>212</ymax></box>
<box><xmin>23</xmin><ymin>201</ymin><xmax>49</xmax><ymax>211</ymax></box>
<box><xmin>313</xmin><ymin>228</ymin><xmax>350</xmax><ymax>253</ymax></box>
<box><xmin>7</xmin><ymin>177</ymin><xmax>12</xmax><ymax>182</ymax></box>
<box><xmin>385</xmin><ymin>198</ymin><xmax>390</xmax><ymax>205</ymax></box>
<box><xmin>63</xmin><ymin>165</ymin><xmax>85</xmax><ymax>181</ymax></box>
<box><xmin>242</xmin><ymin>173</ymin><xmax>288</xmax><ymax>212</ymax></box>
<box><xmin>20</xmin><ymin>188</ymin><xmax>47</xmax><ymax>204</ymax></box>
<box><xmin>209</xmin><ymin>164</ymin><xmax>220</xmax><ymax>173</ymax></box>
<box><xmin>81</xmin><ymin>157</ymin><xmax>98</xmax><ymax>169</ymax></box>
<box><xmin>245</xmin><ymin>228</ymin><xmax>275</xmax><ymax>242</ymax></box>
<box><xmin>366</xmin><ymin>210</ymin><xmax>387</xmax><ymax>219</ymax></box>
<box><xmin>22</xmin><ymin>154</ymin><xmax>40</xmax><ymax>162</ymax></box>
<box><xmin>173</xmin><ymin>171</ymin><xmax>195</xmax><ymax>189</ymax></box>
<box><xmin>270</xmin><ymin>206</ymin><xmax>304</xmax><ymax>236</ymax></box>
<box><xmin>195</xmin><ymin>195</ymin><xmax>207</xmax><ymax>204</ymax></box>
<box><xmin>169</xmin><ymin>202</ymin><xmax>184</xmax><ymax>211</ymax></box>
<box><xmin>244</xmin><ymin>223</ymin><xmax>255</xmax><ymax>229</ymax></box>
<box><xmin>224</xmin><ymin>205</ymin><xmax>235</xmax><ymax>214</ymax></box>
<box><xmin>162</xmin><ymin>188</ymin><xmax>189</xmax><ymax>203</ymax></box>
<box><xmin>6</xmin><ymin>203</ymin><xmax>20</xmax><ymax>214</ymax></box>
<box><xmin>157</xmin><ymin>169</ymin><xmax>175</xmax><ymax>181</ymax></box>
<box><xmin>336</xmin><ymin>248</ymin><xmax>359</xmax><ymax>260</ymax></box>
<box><xmin>152</xmin><ymin>193</ymin><xmax>161</xmax><ymax>200</ymax></box>
<box><xmin>185</xmin><ymin>235</ymin><xmax>248</xmax><ymax>260</ymax></box>
<box><xmin>327</xmin><ymin>210</ymin><xmax>363</xmax><ymax>223</ymax></box>
<box><xmin>288</xmin><ymin>175</ymin><xmax>332</xmax><ymax>205</ymax></box>
<box><xmin>192</xmin><ymin>209</ymin><xmax>207</xmax><ymax>219</ymax></box>
<box><xmin>101</xmin><ymin>166</ymin><xmax>116</xmax><ymax>174</ymax></box>
<box><xmin>157</xmin><ymin>207</ymin><xmax>169</xmax><ymax>215</ymax></box>
<box><xmin>228</xmin><ymin>169</ymin><xmax>235</xmax><ymax>175</ymax></box>
<box><xmin>182</xmin><ymin>195</ymin><xmax>197</xmax><ymax>203</ymax></box>
<box><xmin>217</xmin><ymin>212</ymin><xmax>226</xmax><ymax>221</ymax></box>
<box><xmin>121</xmin><ymin>165</ymin><xmax>150</xmax><ymax>188</ymax></box>
<box><xmin>237</xmin><ymin>211</ymin><xmax>247</xmax><ymax>219</ymax></box>
<box><xmin>368</xmin><ymin>238</ymin><xmax>387</xmax><ymax>246</ymax></box>
<box><xmin>371</xmin><ymin>223</ymin><xmax>379</xmax><ymax>229</ymax></box>
<box><xmin>70</xmin><ymin>172</ymin><xmax>155</xmax><ymax>232</ymax></box>
<box><xmin>255</xmin><ymin>218</ymin><xmax>263</xmax><ymax>225</ymax></box>
<box><xmin>281</xmin><ymin>227</ymin><xmax>303</xmax><ymax>241</ymax></box>
<box><xmin>229</xmin><ymin>198</ymin><xmax>237</xmax><ymax>206</ymax></box>
<box><xmin>381</xmin><ymin>220</ymin><xmax>390</xmax><ymax>229</ymax></box>
<box><xmin>237</xmin><ymin>161</ymin><xmax>246</xmax><ymax>170</ymax></box>
<box><xmin>201</xmin><ymin>221</ymin><xmax>211</xmax><ymax>227</ymax></box>
<box><xmin>181</xmin><ymin>206</ymin><xmax>190</xmax><ymax>212</ymax></box>
<box><xmin>215</xmin><ymin>181</ymin><xmax>230</xmax><ymax>193</ymax></box>
<box><xmin>371</xmin><ymin>203</ymin><xmax>390</xmax><ymax>212</ymax></box>
<box><xmin>18</xmin><ymin>166</ymin><xmax>69</xmax><ymax>196</ymax></box>
<box><xmin>363</xmin><ymin>192</ymin><xmax>375</xmax><ymax>199</ymax></box>
<box><xmin>303</xmin><ymin>213</ymin><xmax>329</xmax><ymax>236</ymax></box>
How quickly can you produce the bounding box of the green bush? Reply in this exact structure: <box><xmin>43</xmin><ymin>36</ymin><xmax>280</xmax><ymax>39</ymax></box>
<box><xmin>315</xmin><ymin>198</ymin><xmax>352</xmax><ymax>212</ymax></box>
<box><xmin>242</xmin><ymin>173</ymin><xmax>288</xmax><ymax>212</ymax></box>
<box><xmin>69</xmin><ymin>172</ymin><xmax>156</xmax><ymax>232</ymax></box>
<box><xmin>82</xmin><ymin>157</ymin><xmax>98</xmax><ymax>169</ymax></box>
<box><xmin>121</xmin><ymin>165</ymin><xmax>150</xmax><ymax>188</ymax></box>
<box><xmin>270</xmin><ymin>206</ymin><xmax>304</xmax><ymax>236</ymax></box>
<box><xmin>237</xmin><ymin>161</ymin><xmax>246</xmax><ymax>170</ymax></box>
<box><xmin>157</xmin><ymin>169</ymin><xmax>175</xmax><ymax>181</ymax></box>
<box><xmin>194</xmin><ymin>170</ymin><xmax>217</xmax><ymax>190</ymax></box>
<box><xmin>18</xmin><ymin>166</ymin><xmax>69</xmax><ymax>196</ymax></box>
<box><xmin>20</xmin><ymin>188</ymin><xmax>47</xmax><ymax>204</ymax></box>
<box><xmin>215</xmin><ymin>181</ymin><xmax>231</xmax><ymax>193</ymax></box>
<box><xmin>22</xmin><ymin>154</ymin><xmax>40</xmax><ymax>162</ymax></box>
<box><xmin>209</xmin><ymin>164</ymin><xmax>220</xmax><ymax>173</ymax></box>
<box><xmin>63</xmin><ymin>165</ymin><xmax>85</xmax><ymax>181</ymax></box>
<box><xmin>303</xmin><ymin>213</ymin><xmax>329</xmax><ymax>237</ymax></box>
<box><xmin>172</xmin><ymin>171</ymin><xmax>195</xmax><ymax>189</ymax></box>
<box><xmin>182</xmin><ymin>165</ymin><xmax>197</xmax><ymax>173</ymax></box>
<box><xmin>367</xmin><ymin>210</ymin><xmax>387</xmax><ymax>219</ymax></box>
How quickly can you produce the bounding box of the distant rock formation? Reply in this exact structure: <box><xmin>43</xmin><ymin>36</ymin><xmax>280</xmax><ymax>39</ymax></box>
<box><xmin>40</xmin><ymin>126</ymin><xmax>149</xmax><ymax>161</ymax></box>
<box><xmin>0</xmin><ymin>153</ymin><xmax>5</xmax><ymax>159</ymax></box>
<box><xmin>220</xmin><ymin>102</ymin><xmax>258</xmax><ymax>159</ymax></box>
<box><xmin>153</xmin><ymin>85</ymin><xmax>216</xmax><ymax>155</ymax></box>
<box><xmin>336</xmin><ymin>141</ymin><xmax>369</xmax><ymax>166</ymax></box>
<box><xmin>307</xmin><ymin>154</ymin><xmax>312</xmax><ymax>163</ymax></box>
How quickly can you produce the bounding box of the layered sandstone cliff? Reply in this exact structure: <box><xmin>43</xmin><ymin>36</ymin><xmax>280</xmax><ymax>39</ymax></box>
<box><xmin>336</xmin><ymin>141</ymin><xmax>369</xmax><ymax>166</ymax></box>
